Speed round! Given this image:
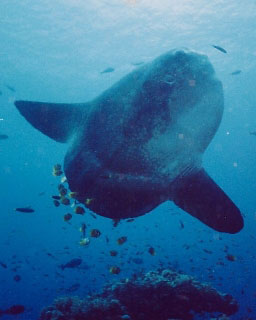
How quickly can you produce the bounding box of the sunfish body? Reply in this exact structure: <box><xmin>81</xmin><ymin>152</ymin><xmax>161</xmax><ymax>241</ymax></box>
<box><xmin>15</xmin><ymin>49</ymin><xmax>244</xmax><ymax>234</ymax></box>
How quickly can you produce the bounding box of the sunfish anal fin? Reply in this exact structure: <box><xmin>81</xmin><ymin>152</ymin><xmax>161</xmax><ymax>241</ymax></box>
<box><xmin>171</xmin><ymin>169</ymin><xmax>244</xmax><ymax>234</ymax></box>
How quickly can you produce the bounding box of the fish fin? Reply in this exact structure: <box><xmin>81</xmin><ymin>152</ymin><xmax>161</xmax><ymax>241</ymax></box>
<box><xmin>171</xmin><ymin>169</ymin><xmax>243</xmax><ymax>234</ymax></box>
<box><xmin>15</xmin><ymin>100</ymin><xmax>90</xmax><ymax>143</ymax></box>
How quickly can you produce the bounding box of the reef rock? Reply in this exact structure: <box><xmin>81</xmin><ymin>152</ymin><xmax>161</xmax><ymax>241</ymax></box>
<box><xmin>39</xmin><ymin>269</ymin><xmax>238</xmax><ymax>320</ymax></box>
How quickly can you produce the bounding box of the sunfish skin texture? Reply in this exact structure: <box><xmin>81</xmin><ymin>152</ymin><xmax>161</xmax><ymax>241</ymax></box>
<box><xmin>15</xmin><ymin>48</ymin><xmax>244</xmax><ymax>234</ymax></box>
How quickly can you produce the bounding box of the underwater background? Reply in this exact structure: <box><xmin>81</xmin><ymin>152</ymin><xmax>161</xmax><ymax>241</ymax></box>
<box><xmin>0</xmin><ymin>0</ymin><xmax>256</xmax><ymax>319</ymax></box>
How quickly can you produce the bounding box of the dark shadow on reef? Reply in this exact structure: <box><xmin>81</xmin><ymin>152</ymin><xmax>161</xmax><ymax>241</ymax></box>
<box><xmin>39</xmin><ymin>269</ymin><xmax>238</xmax><ymax>320</ymax></box>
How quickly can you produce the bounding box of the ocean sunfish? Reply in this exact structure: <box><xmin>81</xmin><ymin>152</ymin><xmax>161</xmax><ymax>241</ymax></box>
<box><xmin>14</xmin><ymin>49</ymin><xmax>244</xmax><ymax>234</ymax></box>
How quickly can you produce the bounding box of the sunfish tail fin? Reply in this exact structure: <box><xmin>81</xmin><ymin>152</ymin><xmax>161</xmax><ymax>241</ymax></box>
<box><xmin>15</xmin><ymin>100</ymin><xmax>89</xmax><ymax>143</ymax></box>
<box><xmin>171</xmin><ymin>169</ymin><xmax>244</xmax><ymax>234</ymax></box>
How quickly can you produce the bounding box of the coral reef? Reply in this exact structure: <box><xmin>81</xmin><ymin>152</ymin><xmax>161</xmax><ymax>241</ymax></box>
<box><xmin>39</xmin><ymin>269</ymin><xmax>238</xmax><ymax>320</ymax></box>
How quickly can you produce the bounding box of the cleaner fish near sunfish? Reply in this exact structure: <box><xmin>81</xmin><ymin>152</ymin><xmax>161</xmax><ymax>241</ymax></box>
<box><xmin>14</xmin><ymin>48</ymin><xmax>244</xmax><ymax>234</ymax></box>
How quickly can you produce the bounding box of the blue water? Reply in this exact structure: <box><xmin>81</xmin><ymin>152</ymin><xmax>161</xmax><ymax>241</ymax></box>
<box><xmin>1</xmin><ymin>0</ymin><xmax>256</xmax><ymax>319</ymax></box>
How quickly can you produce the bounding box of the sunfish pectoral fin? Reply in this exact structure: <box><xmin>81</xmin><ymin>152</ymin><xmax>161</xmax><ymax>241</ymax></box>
<box><xmin>171</xmin><ymin>169</ymin><xmax>244</xmax><ymax>234</ymax></box>
<box><xmin>15</xmin><ymin>100</ymin><xmax>88</xmax><ymax>143</ymax></box>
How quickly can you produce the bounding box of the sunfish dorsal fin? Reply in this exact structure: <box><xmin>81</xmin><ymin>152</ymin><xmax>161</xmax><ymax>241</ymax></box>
<box><xmin>171</xmin><ymin>169</ymin><xmax>244</xmax><ymax>234</ymax></box>
<box><xmin>15</xmin><ymin>100</ymin><xmax>89</xmax><ymax>143</ymax></box>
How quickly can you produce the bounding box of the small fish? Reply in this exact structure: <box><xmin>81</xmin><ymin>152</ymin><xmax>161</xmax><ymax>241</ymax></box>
<box><xmin>15</xmin><ymin>207</ymin><xmax>34</xmax><ymax>213</ymax></box>
<box><xmin>230</xmin><ymin>70</ymin><xmax>241</xmax><ymax>75</ymax></box>
<box><xmin>52</xmin><ymin>195</ymin><xmax>61</xmax><ymax>200</ymax></box>
<box><xmin>0</xmin><ymin>134</ymin><xmax>8</xmax><ymax>140</ymax></box>
<box><xmin>53</xmin><ymin>200</ymin><xmax>60</xmax><ymax>207</ymax></box>
<box><xmin>85</xmin><ymin>198</ymin><xmax>94</xmax><ymax>205</ymax></box>
<box><xmin>0</xmin><ymin>261</ymin><xmax>7</xmax><ymax>269</ymax></box>
<box><xmin>100</xmin><ymin>67</ymin><xmax>115</xmax><ymax>74</ymax></box>
<box><xmin>74</xmin><ymin>206</ymin><xmax>85</xmax><ymax>215</ymax></box>
<box><xmin>117</xmin><ymin>236</ymin><xmax>127</xmax><ymax>245</ymax></box>
<box><xmin>5</xmin><ymin>84</ymin><xmax>16</xmax><ymax>92</ymax></box>
<box><xmin>59</xmin><ymin>189</ymin><xmax>68</xmax><ymax>197</ymax></box>
<box><xmin>148</xmin><ymin>247</ymin><xmax>156</xmax><ymax>256</ymax></box>
<box><xmin>99</xmin><ymin>173</ymin><xmax>112</xmax><ymax>179</ymax></box>
<box><xmin>110</xmin><ymin>250</ymin><xmax>118</xmax><ymax>257</ymax></box>
<box><xmin>69</xmin><ymin>192</ymin><xmax>78</xmax><ymax>198</ymax></box>
<box><xmin>109</xmin><ymin>266</ymin><xmax>121</xmax><ymax>274</ymax></box>
<box><xmin>66</xmin><ymin>283</ymin><xmax>80</xmax><ymax>292</ymax></box>
<box><xmin>52</xmin><ymin>164</ymin><xmax>63</xmax><ymax>176</ymax></box>
<box><xmin>61</xmin><ymin>176</ymin><xmax>67</xmax><ymax>183</ymax></box>
<box><xmin>212</xmin><ymin>45</ymin><xmax>227</xmax><ymax>54</ymax></box>
<box><xmin>132</xmin><ymin>258</ymin><xmax>143</xmax><ymax>264</ymax></box>
<box><xmin>112</xmin><ymin>219</ymin><xmax>120</xmax><ymax>227</ymax></box>
<box><xmin>0</xmin><ymin>305</ymin><xmax>25</xmax><ymax>317</ymax></box>
<box><xmin>89</xmin><ymin>212</ymin><xmax>97</xmax><ymax>219</ymax></box>
<box><xmin>179</xmin><ymin>220</ymin><xmax>184</xmax><ymax>229</ymax></box>
<box><xmin>249</xmin><ymin>131</ymin><xmax>256</xmax><ymax>136</ymax></box>
<box><xmin>79</xmin><ymin>223</ymin><xmax>86</xmax><ymax>237</ymax></box>
<box><xmin>79</xmin><ymin>237</ymin><xmax>90</xmax><ymax>246</ymax></box>
<box><xmin>58</xmin><ymin>184</ymin><xmax>67</xmax><ymax>196</ymax></box>
<box><xmin>63</xmin><ymin>213</ymin><xmax>72</xmax><ymax>222</ymax></box>
<box><xmin>13</xmin><ymin>274</ymin><xmax>21</xmax><ymax>282</ymax></box>
<box><xmin>60</xmin><ymin>197</ymin><xmax>70</xmax><ymax>205</ymax></box>
<box><xmin>90</xmin><ymin>229</ymin><xmax>101</xmax><ymax>238</ymax></box>
<box><xmin>203</xmin><ymin>249</ymin><xmax>213</xmax><ymax>254</ymax></box>
<box><xmin>59</xmin><ymin>258</ymin><xmax>82</xmax><ymax>270</ymax></box>
<box><xmin>226</xmin><ymin>254</ymin><xmax>236</xmax><ymax>262</ymax></box>
<box><xmin>126</xmin><ymin>218</ymin><xmax>134</xmax><ymax>223</ymax></box>
<box><xmin>53</xmin><ymin>164</ymin><xmax>61</xmax><ymax>171</ymax></box>
<box><xmin>52</xmin><ymin>170</ymin><xmax>63</xmax><ymax>176</ymax></box>
<box><xmin>131</xmin><ymin>61</ymin><xmax>144</xmax><ymax>66</ymax></box>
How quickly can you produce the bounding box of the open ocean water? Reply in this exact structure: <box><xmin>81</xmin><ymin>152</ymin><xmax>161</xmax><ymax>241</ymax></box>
<box><xmin>0</xmin><ymin>0</ymin><xmax>256</xmax><ymax>319</ymax></box>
